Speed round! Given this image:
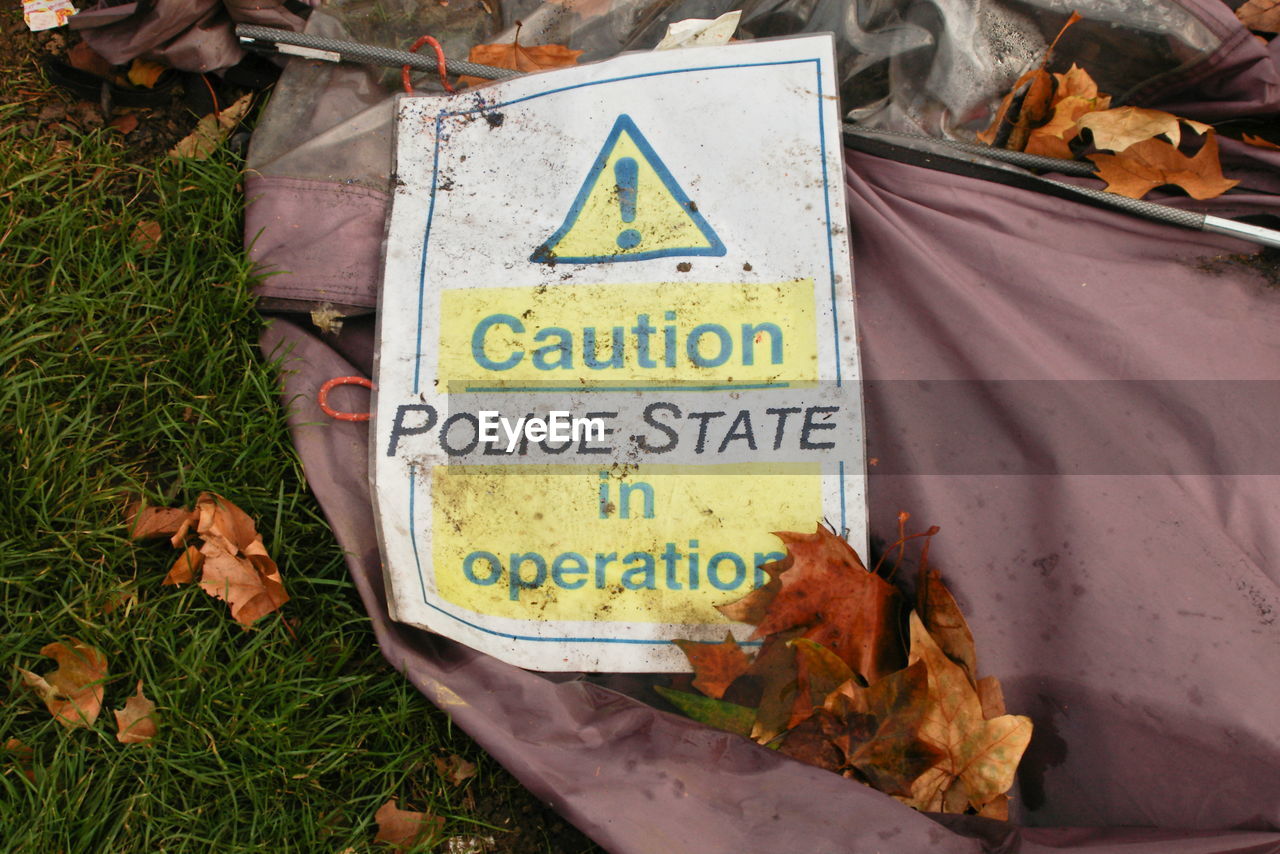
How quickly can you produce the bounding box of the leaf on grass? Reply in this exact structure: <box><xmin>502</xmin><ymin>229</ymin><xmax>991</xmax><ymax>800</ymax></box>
<box><xmin>435</xmin><ymin>754</ymin><xmax>478</xmax><ymax>786</ymax></box>
<box><xmin>4</xmin><ymin>738</ymin><xmax>36</xmax><ymax>782</ymax></box>
<box><xmin>903</xmin><ymin>613</ymin><xmax>1032</xmax><ymax>812</ymax></box>
<box><xmin>1243</xmin><ymin>133</ymin><xmax>1280</xmax><ymax>151</ymax></box>
<box><xmin>195</xmin><ymin>492</ymin><xmax>260</xmax><ymax>553</ymax></box>
<box><xmin>373</xmin><ymin>799</ymin><xmax>444</xmax><ymax>851</ymax></box>
<box><xmin>165</xmin><ymin>544</ymin><xmax>203</xmax><ymax>585</ymax></box>
<box><xmin>114</xmin><ymin>681</ymin><xmax>158</xmax><ymax>745</ymax></box>
<box><xmin>199</xmin><ymin>538</ymin><xmax>288</xmax><ymax>626</ymax></box>
<box><xmin>1237</xmin><ymin>0</ymin><xmax>1280</xmax><ymax>33</ymax></box>
<box><xmin>748</xmin><ymin>525</ymin><xmax>904</xmax><ymax>684</ymax></box>
<box><xmin>457</xmin><ymin>33</ymin><xmax>583</xmax><ymax>88</ymax></box>
<box><xmin>654</xmin><ymin>686</ymin><xmax>755</xmax><ymax>737</ymax></box>
<box><xmin>169</xmin><ymin>93</ymin><xmax>253</xmax><ymax>160</ymax></box>
<box><xmin>128</xmin><ymin>503</ymin><xmax>192</xmax><ymax>539</ymax></box>
<box><xmin>1088</xmin><ymin>132</ymin><xmax>1239</xmax><ymax>200</ymax></box>
<box><xmin>1074</xmin><ymin>106</ymin><xmax>1209</xmax><ymax>153</ymax></box>
<box><xmin>17</xmin><ymin>640</ymin><xmax>108</xmax><ymax>728</ymax></box>
<box><xmin>109</xmin><ymin>113</ymin><xmax>139</xmax><ymax>135</ymax></box>
<box><xmin>673</xmin><ymin>633</ymin><xmax>751</xmax><ymax>699</ymax></box>
<box><xmin>127</xmin><ymin>58</ymin><xmax>166</xmax><ymax>88</ymax></box>
<box><xmin>131</xmin><ymin>220</ymin><xmax>162</xmax><ymax>254</ymax></box>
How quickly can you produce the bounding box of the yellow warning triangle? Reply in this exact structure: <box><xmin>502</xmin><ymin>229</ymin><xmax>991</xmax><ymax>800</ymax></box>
<box><xmin>531</xmin><ymin>114</ymin><xmax>725</xmax><ymax>264</ymax></box>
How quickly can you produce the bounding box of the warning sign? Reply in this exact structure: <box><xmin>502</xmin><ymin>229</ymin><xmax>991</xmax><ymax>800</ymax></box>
<box><xmin>373</xmin><ymin>36</ymin><xmax>863</xmax><ymax>672</ymax></box>
<box><xmin>530</xmin><ymin>114</ymin><xmax>725</xmax><ymax>263</ymax></box>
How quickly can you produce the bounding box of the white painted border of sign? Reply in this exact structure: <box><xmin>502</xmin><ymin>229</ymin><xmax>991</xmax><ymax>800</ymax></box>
<box><xmin>372</xmin><ymin>35</ymin><xmax>866</xmax><ymax>671</ymax></box>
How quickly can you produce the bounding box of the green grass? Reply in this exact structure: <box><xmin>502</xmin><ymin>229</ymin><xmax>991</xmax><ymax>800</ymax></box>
<box><xmin>0</xmin><ymin>103</ymin><xmax>592</xmax><ymax>853</ymax></box>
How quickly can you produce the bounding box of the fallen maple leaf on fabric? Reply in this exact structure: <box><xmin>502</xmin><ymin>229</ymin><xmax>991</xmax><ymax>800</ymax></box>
<box><xmin>457</xmin><ymin>29</ymin><xmax>583</xmax><ymax>88</ymax></box>
<box><xmin>673</xmin><ymin>633</ymin><xmax>752</xmax><ymax>699</ymax></box>
<box><xmin>374</xmin><ymin>799</ymin><xmax>444</xmax><ymax>850</ymax></box>
<box><xmin>901</xmin><ymin>612</ymin><xmax>1033</xmax><ymax>812</ymax></box>
<box><xmin>977</xmin><ymin>12</ymin><xmax>1081</xmax><ymax>148</ymax></box>
<box><xmin>1236</xmin><ymin>0</ymin><xmax>1280</xmax><ymax>33</ymax></box>
<box><xmin>740</xmin><ymin>526</ymin><xmax>904</xmax><ymax>684</ymax></box>
<box><xmin>17</xmin><ymin>640</ymin><xmax>108</xmax><ymax>728</ymax></box>
<box><xmin>127</xmin><ymin>58</ymin><xmax>167</xmax><ymax>88</ymax></box>
<box><xmin>1088</xmin><ymin>132</ymin><xmax>1240</xmax><ymax>199</ymax></box>
<box><xmin>1074</xmin><ymin>106</ymin><xmax>1210</xmax><ymax>153</ymax></box>
<box><xmin>666</xmin><ymin>519</ymin><xmax>1033</xmax><ymax>817</ymax></box>
<box><xmin>1243</xmin><ymin>132</ymin><xmax>1280</xmax><ymax>151</ymax></box>
<box><xmin>169</xmin><ymin>93</ymin><xmax>253</xmax><ymax>160</ymax></box>
<box><xmin>1022</xmin><ymin>65</ymin><xmax>1111</xmax><ymax>159</ymax></box>
<box><xmin>114</xmin><ymin>681</ymin><xmax>159</xmax><ymax>745</ymax></box>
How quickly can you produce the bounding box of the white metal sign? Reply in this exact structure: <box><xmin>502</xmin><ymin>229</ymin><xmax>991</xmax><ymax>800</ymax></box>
<box><xmin>373</xmin><ymin>35</ymin><xmax>864</xmax><ymax>671</ymax></box>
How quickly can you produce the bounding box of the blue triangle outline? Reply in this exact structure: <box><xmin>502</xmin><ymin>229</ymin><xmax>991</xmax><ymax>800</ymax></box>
<box><xmin>530</xmin><ymin>114</ymin><xmax>726</xmax><ymax>264</ymax></box>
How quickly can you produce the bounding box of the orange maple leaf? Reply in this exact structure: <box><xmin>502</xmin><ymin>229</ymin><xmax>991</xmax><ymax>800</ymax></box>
<box><xmin>1237</xmin><ymin>0</ymin><xmax>1280</xmax><ymax>33</ymax></box>
<box><xmin>457</xmin><ymin>30</ymin><xmax>583</xmax><ymax>88</ymax></box>
<box><xmin>1088</xmin><ymin>131</ymin><xmax>1239</xmax><ymax>200</ymax></box>
<box><xmin>673</xmin><ymin>633</ymin><xmax>752</xmax><ymax>699</ymax></box>
<box><xmin>374</xmin><ymin>799</ymin><xmax>444</xmax><ymax>850</ymax></box>
<box><xmin>731</xmin><ymin>525</ymin><xmax>904</xmax><ymax>684</ymax></box>
<box><xmin>114</xmin><ymin>681</ymin><xmax>159</xmax><ymax>745</ymax></box>
<box><xmin>17</xmin><ymin>640</ymin><xmax>108</xmax><ymax>729</ymax></box>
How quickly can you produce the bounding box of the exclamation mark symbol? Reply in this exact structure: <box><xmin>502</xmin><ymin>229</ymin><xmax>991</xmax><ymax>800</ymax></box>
<box><xmin>615</xmin><ymin>157</ymin><xmax>640</xmax><ymax>250</ymax></box>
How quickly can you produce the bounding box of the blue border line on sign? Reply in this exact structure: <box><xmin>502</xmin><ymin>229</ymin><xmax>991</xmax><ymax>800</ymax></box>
<box><xmin>409</xmin><ymin>55</ymin><xmax>849</xmax><ymax>643</ymax></box>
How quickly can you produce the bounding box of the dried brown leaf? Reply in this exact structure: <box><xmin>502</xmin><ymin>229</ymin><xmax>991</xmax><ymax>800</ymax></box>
<box><xmin>904</xmin><ymin>613</ymin><xmax>1032</xmax><ymax>811</ymax></box>
<box><xmin>1237</xmin><ymin>0</ymin><xmax>1280</xmax><ymax>33</ymax></box>
<box><xmin>1075</xmin><ymin>106</ymin><xmax>1209</xmax><ymax>153</ymax></box>
<box><xmin>4</xmin><ymin>738</ymin><xmax>36</xmax><ymax>782</ymax></box>
<box><xmin>751</xmin><ymin>526</ymin><xmax>904</xmax><ymax>684</ymax></box>
<box><xmin>435</xmin><ymin>754</ymin><xmax>478</xmax><ymax>786</ymax></box>
<box><xmin>977</xmin><ymin>675</ymin><xmax>1007</xmax><ymax>719</ymax></box>
<box><xmin>129</xmin><ymin>504</ymin><xmax>193</xmax><ymax>539</ymax></box>
<box><xmin>978</xmin><ymin>792</ymin><xmax>1011</xmax><ymax>820</ymax></box>
<box><xmin>17</xmin><ymin>639</ymin><xmax>108</xmax><ymax>728</ymax></box>
<box><xmin>1243</xmin><ymin>132</ymin><xmax>1280</xmax><ymax>151</ymax></box>
<box><xmin>1088</xmin><ymin>132</ymin><xmax>1239</xmax><ymax>200</ymax></box>
<box><xmin>374</xmin><ymin>799</ymin><xmax>444</xmax><ymax>850</ymax></box>
<box><xmin>127</xmin><ymin>58</ymin><xmax>166</xmax><ymax>89</ymax></box>
<box><xmin>114</xmin><ymin>681</ymin><xmax>159</xmax><ymax>745</ymax></box>
<box><xmin>458</xmin><ymin>37</ymin><xmax>583</xmax><ymax>88</ymax></box>
<box><xmin>165</xmin><ymin>544</ymin><xmax>203</xmax><ymax>585</ymax></box>
<box><xmin>109</xmin><ymin>113</ymin><xmax>139</xmax><ymax>135</ymax></box>
<box><xmin>198</xmin><ymin>538</ymin><xmax>288</xmax><ymax>626</ymax></box>
<box><xmin>195</xmin><ymin>492</ymin><xmax>259</xmax><ymax>553</ymax></box>
<box><xmin>68</xmin><ymin>42</ymin><xmax>113</xmax><ymax>78</ymax></box>
<box><xmin>848</xmin><ymin>660</ymin><xmax>945</xmax><ymax>797</ymax></box>
<box><xmin>673</xmin><ymin>633</ymin><xmax>752</xmax><ymax>699</ymax></box>
<box><xmin>169</xmin><ymin>93</ymin><xmax>253</xmax><ymax>160</ymax></box>
<box><xmin>132</xmin><ymin>220</ymin><xmax>162</xmax><ymax>254</ymax></box>
<box><xmin>917</xmin><ymin>564</ymin><xmax>978</xmax><ymax>685</ymax></box>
